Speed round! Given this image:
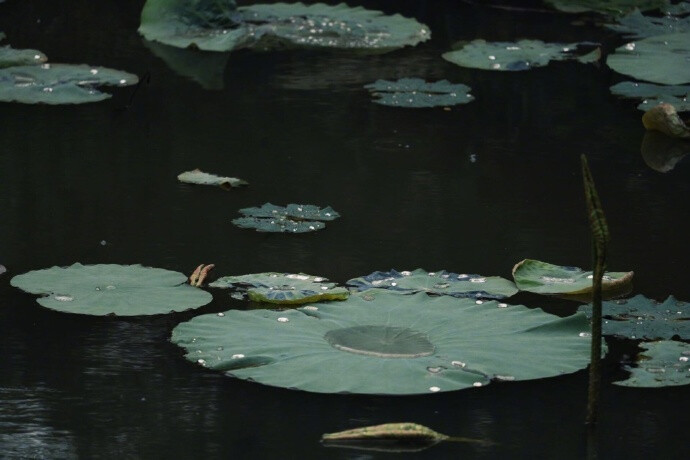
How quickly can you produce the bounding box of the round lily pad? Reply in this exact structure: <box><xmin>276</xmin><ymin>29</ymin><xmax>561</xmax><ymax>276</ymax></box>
<box><xmin>578</xmin><ymin>295</ymin><xmax>690</xmax><ymax>340</ymax></box>
<box><xmin>614</xmin><ymin>340</ymin><xmax>690</xmax><ymax>388</ymax></box>
<box><xmin>364</xmin><ymin>78</ymin><xmax>474</xmax><ymax>108</ymax></box>
<box><xmin>209</xmin><ymin>272</ymin><xmax>349</xmax><ymax>304</ymax></box>
<box><xmin>232</xmin><ymin>203</ymin><xmax>339</xmax><ymax>233</ymax></box>
<box><xmin>171</xmin><ymin>289</ymin><xmax>594</xmax><ymax>394</ymax></box>
<box><xmin>0</xmin><ymin>63</ymin><xmax>138</xmax><ymax>104</ymax></box>
<box><xmin>347</xmin><ymin>269</ymin><xmax>518</xmax><ymax>299</ymax></box>
<box><xmin>607</xmin><ymin>32</ymin><xmax>690</xmax><ymax>85</ymax></box>
<box><xmin>512</xmin><ymin>259</ymin><xmax>634</xmax><ymax>296</ymax></box>
<box><xmin>10</xmin><ymin>263</ymin><xmax>212</xmax><ymax>316</ymax></box>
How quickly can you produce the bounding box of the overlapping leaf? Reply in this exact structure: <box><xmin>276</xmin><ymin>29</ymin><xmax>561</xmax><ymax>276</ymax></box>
<box><xmin>364</xmin><ymin>78</ymin><xmax>474</xmax><ymax>108</ymax></box>
<box><xmin>610</xmin><ymin>81</ymin><xmax>690</xmax><ymax>112</ymax></box>
<box><xmin>232</xmin><ymin>203</ymin><xmax>339</xmax><ymax>233</ymax></box>
<box><xmin>614</xmin><ymin>340</ymin><xmax>690</xmax><ymax>387</ymax></box>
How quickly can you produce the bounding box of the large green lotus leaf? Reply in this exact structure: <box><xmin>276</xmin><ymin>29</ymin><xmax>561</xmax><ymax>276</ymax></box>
<box><xmin>606</xmin><ymin>9</ymin><xmax>690</xmax><ymax>38</ymax></box>
<box><xmin>607</xmin><ymin>32</ymin><xmax>690</xmax><ymax>85</ymax></box>
<box><xmin>543</xmin><ymin>0</ymin><xmax>667</xmax><ymax>14</ymax></box>
<box><xmin>171</xmin><ymin>289</ymin><xmax>594</xmax><ymax>394</ymax></box>
<box><xmin>10</xmin><ymin>263</ymin><xmax>212</xmax><ymax>316</ymax></box>
<box><xmin>177</xmin><ymin>169</ymin><xmax>247</xmax><ymax>189</ymax></box>
<box><xmin>614</xmin><ymin>340</ymin><xmax>690</xmax><ymax>387</ymax></box>
<box><xmin>347</xmin><ymin>269</ymin><xmax>518</xmax><ymax>300</ymax></box>
<box><xmin>364</xmin><ymin>78</ymin><xmax>474</xmax><ymax>108</ymax></box>
<box><xmin>610</xmin><ymin>81</ymin><xmax>690</xmax><ymax>112</ymax></box>
<box><xmin>512</xmin><ymin>259</ymin><xmax>633</xmax><ymax>295</ymax></box>
<box><xmin>0</xmin><ymin>45</ymin><xmax>47</xmax><ymax>68</ymax></box>
<box><xmin>0</xmin><ymin>64</ymin><xmax>138</xmax><ymax>104</ymax></box>
<box><xmin>139</xmin><ymin>0</ymin><xmax>430</xmax><ymax>52</ymax></box>
<box><xmin>578</xmin><ymin>295</ymin><xmax>690</xmax><ymax>340</ymax></box>
<box><xmin>641</xmin><ymin>131</ymin><xmax>690</xmax><ymax>172</ymax></box>
<box><xmin>442</xmin><ymin>40</ymin><xmax>584</xmax><ymax>71</ymax></box>
<box><xmin>209</xmin><ymin>272</ymin><xmax>349</xmax><ymax>304</ymax></box>
<box><xmin>143</xmin><ymin>40</ymin><xmax>230</xmax><ymax>90</ymax></box>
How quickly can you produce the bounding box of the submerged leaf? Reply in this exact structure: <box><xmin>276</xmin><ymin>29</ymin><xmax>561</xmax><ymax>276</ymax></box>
<box><xmin>11</xmin><ymin>263</ymin><xmax>212</xmax><ymax>316</ymax></box>
<box><xmin>578</xmin><ymin>295</ymin><xmax>690</xmax><ymax>340</ymax></box>
<box><xmin>543</xmin><ymin>0</ymin><xmax>667</xmax><ymax>15</ymax></box>
<box><xmin>232</xmin><ymin>203</ymin><xmax>339</xmax><ymax>233</ymax></box>
<box><xmin>178</xmin><ymin>169</ymin><xmax>248</xmax><ymax>189</ymax></box>
<box><xmin>512</xmin><ymin>259</ymin><xmax>633</xmax><ymax>296</ymax></box>
<box><xmin>143</xmin><ymin>40</ymin><xmax>230</xmax><ymax>90</ymax></box>
<box><xmin>347</xmin><ymin>269</ymin><xmax>517</xmax><ymax>299</ymax></box>
<box><xmin>614</xmin><ymin>340</ymin><xmax>690</xmax><ymax>387</ymax></box>
<box><xmin>606</xmin><ymin>9</ymin><xmax>690</xmax><ymax>38</ymax></box>
<box><xmin>607</xmin><ymin>32</ymin><xmax>690</xmax><ymax>85</ymax></box>
<box><xmin>642</xmin><ymin>103</ymin><xmax>690</xmax><ymax>138</ymax></box>
<box><xmin>364</xmin><ymin>78</ymin><xmax>474</xmax><ymax>108</ymax></box>
<box><xmin>171</xmin><ymin>289</ymin><xmax>594</xmax><ymax>394</ymax></box>
<box><xmin>0</xmin><ymin>64</ymin><xmax>138</xmax><ymax>104</ymax></box>
<box><xmin>610</xmin><ymin>81</ymin><xmax>690</xmax><ymax>112</ymax></box>
<box><xmin>209</xmin><ymin>272</ymin><xmax>349</xmax><ymax>304</ymax></box>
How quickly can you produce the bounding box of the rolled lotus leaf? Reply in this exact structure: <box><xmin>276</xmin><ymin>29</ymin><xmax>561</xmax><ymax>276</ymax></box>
<box><xmin>364</xmin><ymin>78</ymin><xmax>474</xmax><ymax>108</ymax></box>
<box><xmin>171</xmin><ymin>289</ymin><xmax>594</xmax><ymax>394</ymax></box>
<box><xmin>0</xmin><ymin>45</ymin><xmax>47</xmax><ymax>68</ymax></box>
<box><xmin>543</xmin><ymin>0</ymin><xmax>667</xmax><ymax>14</ymax></box>
<box><xmin>578</xmin><ymin>295</ymin><xmax>690</xmax><ymax>340</ymax></box>
<box><xmin>614</xmin><ymin>340</ymin><xmax>690</xmax><ymax>388</ymax></box>
<box><xmin>442</xmin><ymin>39</ymin><xmax>582</xmax><ymax>71</ymax></box>
<box><xmin>641</xmin><ymin>131</ymin><xmax>690</xmax><ymax>173</ymax></box>
<box><xmin>606</xmin><ymin>9</ymin><xmax>690</xmax><ymax>38</ymax></box>
<box><xmin>610</xmin><ymin>81</ymin><xmax>690</xmax><ymax>112</ymax></box>
<box><xmin>641</xmin><ymin>103</ymin><xmax>690</xmax><ymax>139</ymax></box>
<box><xmin>139</xmin><ymin>1</ymin><xmax>430</xmax><ymax>52</ymax></box>
<box><xmin>607</xmin><ymin>32</ymin><xmax>690</xmax><ymax>85</ymax></box>
<box><xmin>11</xmin><ymin>263</ymin><xmax>212</xmax><ymax>316</ymax></box>
<box><xmin>177</xmin><ymin>169</ymin><xmax>248</xmax><ymax>189</ymax></box>
<box><xmin>0</xmin><ymin>64</ymin><xmax>138</xmax><ymax>104</ymax></box>
<box><xmin>209</xmin><ymin>272</ymin><xmax>348</xmax><ymax>304</ymax></box>
<box><xmin>347</xmin><ymin>269</ymin><xmax>517</xmax><ymax>299</ymax></box>
<box><xmin>512</xmin><ymin>259</ymin><xmax>633</xmax><ymax>296</ymax></box>
<box><xmin>322</xmin><ymin>423</ymin><xmax>447</xmax><ymax>442</ymax></box>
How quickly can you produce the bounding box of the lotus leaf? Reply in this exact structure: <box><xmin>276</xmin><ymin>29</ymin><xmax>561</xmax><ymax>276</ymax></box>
<box><xmin>171</xmin><ymin>289</ymin><xmax>594</xmax><ymax>394</ymax></box>
<box><xmin>641</xmin><ymin>131</ymin><xmax>690</xmax><ymax>172</ymax></box>
<box><xmin>363</xmin><ymin>78</ymin><xmax>474</xmax><ymax>108</ymax></box>
<box><xmin>347</xmin><ymin>269</ymin><xmax>518</xmax><ymax>299</ymax></box>
<box><xmin>512</xmin><ymin>259</ymin><xmax>633</xmax><ymax>296</ymax></box>
<box><xmin>209</xmin><ymin>272</ymin><xmax>349</xmax><ymax>304</ymax></box>
<box><xmin>606</xmin><ymin>32</ymin><xmax>690</xmax><ymax>85</ymax></box>
<box><xmin>543</xmin><ymin>0</ymin><xmax>667</xmax><ymax>15</ymax></box>
<box><xmin>10</xmin><ymin>263</ymin><xmax>212</xmax><ymax>316</ymax></box>
<box><xmin>0</xmin><ymin>45</ymin><xmax>47</xmax><ymax>69</ymax></box>
<box><xmin>139</xmin><ymin>1</ymin><xmax>430</xmax><ymax>52</ymax></box>
<box><xmin>232</xmin><ymin>216</ymin><xmax>325</xmax><ymax>233</ymax></box>
<box><xmin>663</xmin><ymin>1</ymin><xmax>690</xmax><ymax>15</ymax></box>
<box><xmin>233</xmin><ymin>203</ymin><xmax>339</xmax><ymax>233</ymax></box>
<box><xmin>610</xmin><ymin>81</ymin><xmax>690</xmax><ymax>112</ymax></box>
<box><xmin>578</xmin><ymin>295</ymin><xmax>690</xmax><ymax>340</ymax></box>
<box><xmin>606</xmin><ymin>9</ymin><xmax>690</xmax><ymax>38</ymax></box>
<box><xmin>0</xmin><ymin>64</ymin><xmax>138</xmax><ymax>104</ymax></box>
<box><xmin>614</xmin><ymin>340</ymin><xmax>690</xmax><ymax>387</ymax></box>
<box><xmin>642</xmin><ymin>103</ymin><xmax>690</xmax><ymax>138</ymax></box>
<box><xmin>177</xmin><ymin>169</ymin><xmax>247</xmax><ymax>189</ymax></box>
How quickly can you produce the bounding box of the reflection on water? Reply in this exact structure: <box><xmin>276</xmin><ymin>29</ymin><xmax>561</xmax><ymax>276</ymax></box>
<box><xmin>641</xmin><ymin>131</ymin><xmax>690</xmax><ymax>172</ymax></box>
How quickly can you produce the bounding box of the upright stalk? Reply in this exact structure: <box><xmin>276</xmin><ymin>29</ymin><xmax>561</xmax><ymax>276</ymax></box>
<box><xmin>580</xmin><ymin>155</ymin><xmax>609</xmax><ymax>427</ymax></box>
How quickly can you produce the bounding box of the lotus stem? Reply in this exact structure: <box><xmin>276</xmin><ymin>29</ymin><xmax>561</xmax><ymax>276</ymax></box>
<box><xmin>581</xmin><ymin>155</ymin><xmax>610</xmax><ymax>427</ymax></box>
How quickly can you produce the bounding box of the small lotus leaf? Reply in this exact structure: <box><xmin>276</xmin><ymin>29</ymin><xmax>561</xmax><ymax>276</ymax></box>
<box><xmin>171</xmin><ymin>289</ymin><xmax>594</xmax><ymax>394</ymax></box>
<box><xmin>642</xmin><ymin>103</ymin><xmax>690</xmax><ymax>138</ymax></box>
<box><xmin>177</xmin><ymin>169</ymin><xmax>247</xmax><ymax>189</ymax></box>
<box><xmin>364</xmin><ymin>78</ymin><xmax>474</xmax><ymax>108</ymax></box>
<box><xmin>347</xmin><ymin>269</ymin><xmax>518</xmax><ymax>299</ymax></box>
<box><xmin>442</xmin><ymin>39</ymin><xmax>582</xmax><ymax>71</ymax></box>
<box><xmin>10</xmin><ymin>263</ymin><xmax>212</xmax><ymax>316</ymax></box>
<box><xmin>607</xmin><ymin>32</ymin><xmax>690</xmax><ymax>85</ymax></box>
<box><xmin>578</xmin><ymin>295</ymin><xmax>690</xmax><ymax>340</ymax></box>
<box><xmin>512</xmin><ymin>259</ymin><xmax>634</xmax><ymax>296</ymax></box>
<box><xmin>0</xmin><ymin>64</ymin><xmax>138</xmax><ymax>104</ymax></box>
<box><xmin>610</xmin><ymin>81</ymin><xmax>690</xmax><ymax>112</ymax></box>
<box><xmin>139</xmin><ymin>1</ymin><xmax>430</xmax><ymax>52</ymax></box>
<box><xmin>606</xmin><ymin>9</ymin><xmax>690</xmax><ymax>38</ymax></box>
<box><xmin>641</xmin><ymin>131</ymin><xmax>690</xmax><ymax>172</ymax></box>
<box><xmin>0</xmin><ymin>45</ymin><xmax>47</xmax><ymax>68</ymax></box>
<box><xmin>209</xmin><ymin>272</ymin><xmax>349</xmax><ymax>304</ymax></box>
<box><xmin>233</xmin><ymin>203</ymin><xmax>339</xmax><ymax>233</ymax></box>
<box><xmin>614</xmin><ymin>340</ymin><xmax>690</xmax><ymax>387</ymax></box>
<box><xmin>543</xmin><ymin>0</ymin><xmax>667</xmax><ymax>15</ymax></box>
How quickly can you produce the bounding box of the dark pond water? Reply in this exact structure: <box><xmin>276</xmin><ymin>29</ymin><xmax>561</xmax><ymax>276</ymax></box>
<box><xmin>1</xmin><ymin>0</ymin><xmax>689</xmax><ymax>458</ymax></box>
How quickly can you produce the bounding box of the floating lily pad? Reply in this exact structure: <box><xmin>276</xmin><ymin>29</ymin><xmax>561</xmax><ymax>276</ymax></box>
<box><xmin>347</xmin><ymin>269</ymin><xmax>518</xmax><ymax>299</ymax></box>
<box><xmin>171</xmin><ymin>289</ymin><xmax>594</xmax><ymax>394</ymax></box>
<box><xmin>578</xmin><ymin>295</ymin><xmax>690</xmax><ymax>340</ymax></box>
<box><xmin>610</xmin><ymin>81</ymin><xmax>690</xmax><ymax>112</ymax></box>
<box><xmin>606</xmin><ymin>9</ymin><xmax>690</xmax><ymax>38</ymax></box>
<box><xmin>209</xmin><ymin>272</ymin><xmax>349</xmax><ymax>304</ymax></box>
<box><xmin>322</xmin><ymin>423</ymin><xmax>456</xmax><ymax>452</ymax></box>
<box><xmin>364</xmin><ymin>78</ymin><xmax>474</xmax><ymax>108</ymax></box>
<box><xmin>232</xmin><ymin>203</ymin><xmax>339</xmax><ymax>233</ymax></box>
<box><xmin>0</xmin><ymin>45</ymin><xmax>47</xmax><ymax>68</ymax></box>
<box><xmin>442</xmin><ymin>40</ymin><xmax>584</xmax><ymax>71</ymax></box>
<box><xmin>139</xmin><ymin>1</ymin><xmax>430</xmax><ymax>52</ymax></box>
<box><xmin>512</xmin><ymin>259</ymin><xmax>634</xmax><ymax>296</ymax></box>
<box><xmin>10</xmin><ymin>263</ymin><xmax>212</xmax><ymax>316</ymax></box>
<box><xmin>0</xmin><ymin>64</ymin><xmax>138</xmax><ymax>104</ymax></box>
<box><xmin>641</xmin><ymin>131</ymin><xmax>690</xmax><ymax>172</ymax></box>
<box><xmin>614</xmin><ymin>340</ymin><xmax>690</xmax><ymax>387</ymax></box>
<box><xmin>544</xmin><ymin>0</ymin><xmax>667</xmax><ymax>15</ymax></box>
<box><xmin>177</xmin><ymin>169</ymin><xmax>247</xmax><ymax>189</ymax></box>
<box><xmin>607</xmin><ymin>32</ymin><xmax>690</xmax><ymax>85</ymax></box>
<box><xmin>642</xmin><ymin>103</ymin><xmax>690</xmax><ymax>138</ymax></box>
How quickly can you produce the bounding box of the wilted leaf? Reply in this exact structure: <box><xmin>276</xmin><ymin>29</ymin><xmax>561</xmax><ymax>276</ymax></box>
<box><xmin>614</xmin><ymin>340</ymin><xmax>690</xmax><ymax>387</ymax></box>
<box><xmin>642</xmin><ymin>103</ymin><xmax>690</xmax><ymax>138</ymax></box>
<box><xmin>178</xmin><ymin>169</ymin><xmax>247</xmax><ymax>189</ymax></box>
<box><xmin>364</xmin><ymin>78</ymin><xmax>473</xmax><ymax>108</ymax></box>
